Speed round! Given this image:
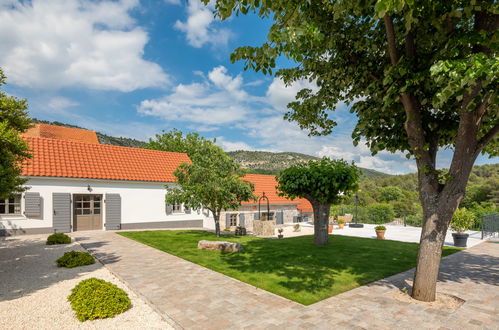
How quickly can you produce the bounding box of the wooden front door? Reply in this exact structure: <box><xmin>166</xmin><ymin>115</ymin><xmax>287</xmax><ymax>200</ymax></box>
<box><xmin>73</xmin><ymin>195</ymin><xmax>102</xmax><ymax>231</ymax></box>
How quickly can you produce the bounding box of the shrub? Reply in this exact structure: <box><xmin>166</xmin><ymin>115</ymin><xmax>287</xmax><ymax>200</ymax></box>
<box><xmin>367</xmin><ymin>203</ymin><xmax>395</xmax><ymax>224</ymax></box>
<box><xmin>68</xmin><ymin>278</ymin><xmax>131</xmax><ymax>322</ymax></box>
<box><xmin>46</xmin><ymin>233</ymin><xmax>71</xmax><ymax>245</ymax></box>
<box><xmin>450</xmin><ymin>208</ymin><xmax>476</xmax><ymax>233</ymax></box>
<box><xmin>56</xmin><ymin>251</ymin><xmax>95</xmax><ymax>268</ymax></box>
<box><xmin>375</xmin><ymin>225</ymin><xmax>386</xmax><ymax>231</ymax></box>
<box><xmin>405</xmin><ymin>214</ymin><xmax>423</xmax><ymax>227</ymax></box>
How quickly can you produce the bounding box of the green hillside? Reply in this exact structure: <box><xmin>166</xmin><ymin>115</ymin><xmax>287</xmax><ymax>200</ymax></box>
<box><xmin>227</xmin><ymin>150</ymin><xmax>389</xmax><ymax>178</ymax></box>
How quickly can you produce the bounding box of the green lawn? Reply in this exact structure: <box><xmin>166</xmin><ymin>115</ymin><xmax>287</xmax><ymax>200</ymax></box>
<box><xmin>118</xmin><ymin>230</ymin><xmax>461</xmax><ymax>305</ymax></box>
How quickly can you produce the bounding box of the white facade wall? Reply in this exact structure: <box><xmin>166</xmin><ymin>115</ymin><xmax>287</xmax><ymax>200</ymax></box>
<box><xmin>0</xmin><ymin>177</ymin><xmax>211</xmax><ymax>233</ymax></box>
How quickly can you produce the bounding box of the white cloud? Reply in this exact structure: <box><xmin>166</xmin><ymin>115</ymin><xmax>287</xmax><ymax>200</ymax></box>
<box><xmin>216</xmin><ymin>137</ymin><xmax>254</xmax><ymax>152</ymax></box>
<box><xmin>47</xmin><ymin>96</ymin><xmax>79</xmax><ymax>112</ymax></box>
<box><xmin>0</xmin><ymin>0</ymin><xmax>168</xmax><ymax>92</ymax></box>
<box><xmin>174</xmin><ymin>0</ymin><xmax>231</xmax><ymax>48</ymax></box>
<box><xmin>138</xmin><ymin>65</ymin><xmax>418</xmax><ymax>174</ymax></box>
<box><xmin>266</xmin><ymin>78</ymin><xmax>318</xmax><ymax>111</ymax></box>
<box><xmin>138</xmin><ymin>66</ymin><xmax>255</xmax><ymax>126</ymax></box>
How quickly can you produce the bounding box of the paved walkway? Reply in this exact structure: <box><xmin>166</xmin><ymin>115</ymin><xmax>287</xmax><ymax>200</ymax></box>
<box><xmin>75</xmin><ymin>231</ymin><xmax>499</xmax><ymax>329</ymax></box>
<box><xmin>280</xmin><ymin>223</ymin><xmax>485</xmax><ymax>248</ymax></box>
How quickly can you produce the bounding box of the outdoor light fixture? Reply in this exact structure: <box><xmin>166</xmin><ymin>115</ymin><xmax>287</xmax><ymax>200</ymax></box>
<box><xmin>87</xmin><ymin>184</ymin><xmax>93</xmax><ymax>192</ymax></box>
<box><xmin>350</xmin><ymin>191</ymin><xmax>364</xmax><ymax>228</ymax></box>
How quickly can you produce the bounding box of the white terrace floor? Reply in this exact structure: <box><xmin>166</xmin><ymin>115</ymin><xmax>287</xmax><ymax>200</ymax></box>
<box><xmin>279</xmin><ymin>222</ymin><xmax>485</xmax><ymax>248</ymax></box>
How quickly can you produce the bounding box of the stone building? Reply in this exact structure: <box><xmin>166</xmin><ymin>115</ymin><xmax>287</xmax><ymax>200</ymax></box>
<box><xmin>220</xmin><ymin>174</ymin><xmax>313</xmax><ymax>231</ymax></box>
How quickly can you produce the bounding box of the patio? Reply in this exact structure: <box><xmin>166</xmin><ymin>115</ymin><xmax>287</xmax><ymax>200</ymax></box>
<box><xmin>279</xmin><ymin>222</ymin><xmax>485</xmax><ymax>248</ymax></box>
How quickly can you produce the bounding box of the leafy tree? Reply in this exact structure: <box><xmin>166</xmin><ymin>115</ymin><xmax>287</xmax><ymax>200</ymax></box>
<box><xmin>206</xmin><ymin>0</ymin><xmax>498</xmax><ymax>301</ymax></box>
<box><xmin>0</xmin><ymin>69</ymin><xmax>32</xmax><ymax>199</ymax></box>
<box><xmin>277</xmin><ymin>158</ymin><xmax>360</xmax><ymax>245</ymax></box>
<box><xmin>367</xmin><ymin>203</ymin><xmax>395</xmax><ymax>223</ymax></box>
<box><xmin>148</xmin><ymin>130</ymin><xmax>255</xmax><ymax>236</ymax></box>
<box><xmin>378</xmin><ymin>186</ymin><xmax>405</xmax><ymax>202</ymax></box>
<box><xmin>147</xmin><ymin>128</ymin><xmax>214</xmax><ymax>157</ymax></box>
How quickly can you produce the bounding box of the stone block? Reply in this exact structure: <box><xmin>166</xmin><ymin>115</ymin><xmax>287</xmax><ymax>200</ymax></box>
<box><xmin>197</xmin><ymin>240</ymin><xmax>244</xmax><ymax>252</ymax></box>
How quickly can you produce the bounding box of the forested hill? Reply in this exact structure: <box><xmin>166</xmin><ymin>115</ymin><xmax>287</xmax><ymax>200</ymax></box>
<box><xmin>227</xmin><ymin>150</ymin><xmax>388</xmax><ymax>178</ymax></box>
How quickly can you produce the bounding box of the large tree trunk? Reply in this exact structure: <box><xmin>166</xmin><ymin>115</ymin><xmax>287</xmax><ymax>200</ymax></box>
<box><xmin>412</xmin><ymin>158</ymin><xmax>474</xmax><ymax>301</ymax></box>
<box><xmin>312</xmin><ymin>202</ymin><xmax>331</xmax><ymax>245</ymax></box>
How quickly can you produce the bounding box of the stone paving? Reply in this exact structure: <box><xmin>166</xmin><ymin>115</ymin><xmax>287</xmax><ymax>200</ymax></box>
<box><xmin>75</xmin><ymin>231</ymin><xmax>499</xmax><ymax>329</ymax></box>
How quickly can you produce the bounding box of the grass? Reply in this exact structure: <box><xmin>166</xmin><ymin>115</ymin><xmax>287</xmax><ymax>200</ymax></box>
<box><xmin>118</xmin><ymin>230</ymin><xmax>461</xmax><ymax>305</ymax></box>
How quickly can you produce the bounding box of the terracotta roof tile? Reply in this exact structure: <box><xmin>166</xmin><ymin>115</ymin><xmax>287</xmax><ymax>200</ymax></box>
<box><xmin>22</xmin><ymin>136</ymin><xmax>190</xmax><ymax>182</ymax></box>
<box><xmin>242</xmin><ymin>174</ymin><xmax>313</xmax><ymax>213</ymax></box>
<box><xmin>23</xmin><ymin>123</ymin><xmax>99</xmax><ymax>144</ymax></box>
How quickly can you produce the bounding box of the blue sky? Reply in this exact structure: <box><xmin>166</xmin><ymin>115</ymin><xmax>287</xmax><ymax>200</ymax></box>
<box><xmin>1</xmin><ymin>0</ymin><xmax>497</xmax><ymax>174</ymax></box>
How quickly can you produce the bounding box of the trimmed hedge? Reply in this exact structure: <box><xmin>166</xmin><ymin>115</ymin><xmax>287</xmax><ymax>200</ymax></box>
<box><xmin>56</xmin><ymin>251</ymin><xmax>95</xmax><ymax>268</ymax></box>
<box><xmin>46</xmin><ymin>233</ymin><xmax>71</xmax><ymax>245</ymax></box>
<box><xmin>68</xmin><ymin>278</ymin><xmax>131</xmax><ymax>322</ymax></box>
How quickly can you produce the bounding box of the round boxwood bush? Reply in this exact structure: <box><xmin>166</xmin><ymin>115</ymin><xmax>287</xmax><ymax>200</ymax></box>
<box><xmin>68</xmin><ymin>278</ymin><xmax>131</xmax><ymax>321</ymax></box>
<box><xmin>46</xmin><ymin>233</ymin><xmax>71</xmax><ymax>245</ymax></box>
<box><xmin>56</xmin><ymin>251</ymin><xmax>95</xmax><ymax>268</ymax></box>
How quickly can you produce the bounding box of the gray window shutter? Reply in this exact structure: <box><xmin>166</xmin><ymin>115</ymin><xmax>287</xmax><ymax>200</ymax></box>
<box><xmin>254</xmin><ymin>212</ymin><xmax>260</xmax><ymax>220</ymax></box>
<box><xmin>239</xmin><ymin>213</ymin><xmax>245</xmax><ymax>227</ymax></box>
<box><xmin>184</xmin><ymin>206</ymin><xmax>191</xmax><ymax>214</ymax></box>
<box><xmin>105</xmin><ymin>194</ymin><xmax>121</xmax><ymax>230</ymax></box>
<box><xmin>226</xmin><ymin>213</ymin><xmax>231</xmax><ymax>227</ymax></box>
<box><xmin>276</xmin><ymin>211</ymin><xmax>284</xmax><ymax>224</ymax></box>
<box><xmin>53</xmin><ymin>193</ymin><xmax>71</xmax><ymax>233</ymax></box>
<box><xmin>24</xmin><ymin>192</ymin><xmax>42</xmax><ymax>218</ymax></box>
<box><xmin>165</xmin><ymin>204</ymin><xmax>173</xmax><ymax>215</ymax></box>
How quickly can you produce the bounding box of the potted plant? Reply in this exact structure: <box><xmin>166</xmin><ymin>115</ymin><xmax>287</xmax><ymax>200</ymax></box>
<box><xmin>261</xmin><ymin>215</ymin><xmax>267</xmax><ymax>221</ymax></box>
<box><xmin>338</xmin><ymin>219</ymin><xmax>345</xmax><ymax>229</ymax></box>
<box><xmin>450</xmin><ymin>208</ymin><xmax>475</xmax><ymax>247</ymax></box>
<box><xmin>293</xmin><ymin>224</ymin><xmax>301</xmax><ymax>232</ymax></box>
<box><xmin>375</xmin><ymin>225</ymin><xmax>386</xmax><ymax>239</ymax></box>
<box><xmin>277</xmin><ymin>228</ymin><xmax>284</xmax><ymax>239</ymax></box>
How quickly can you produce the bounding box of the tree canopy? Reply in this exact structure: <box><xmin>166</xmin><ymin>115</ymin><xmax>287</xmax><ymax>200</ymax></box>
<box><xmin>277</xmin><ymin>158</ymin><xmax>360</xmax><ymax>245</ymax></box>
<box><xmin>148</xmin><ymin>130</ymin><xmax>255</xmax><ymax>236</ymax></box>
<box><xmin>0</xmin><ymin>69</ymin><xmax>32</xmax><ymax>199</ymax></box>
<box><xmin>205</xmin><ymin>0</ymin><xmax>498</xmax><ymax>302</ymax></box>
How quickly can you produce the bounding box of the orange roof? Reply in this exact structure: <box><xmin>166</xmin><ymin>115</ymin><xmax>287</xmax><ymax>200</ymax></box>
<box><xmin>22</xmin><ymin>136</ymin><xmax>190</xmax><ymax>182</ymax></box>
<box><xmin>242</xmin><ymin>174</ymin><xmax>313</xmax><ymax>213</ymax></box>
<box><xmin>23</xmin><ymin>123</ymin><xmax>99</xmax><ymax>144</ymax></box>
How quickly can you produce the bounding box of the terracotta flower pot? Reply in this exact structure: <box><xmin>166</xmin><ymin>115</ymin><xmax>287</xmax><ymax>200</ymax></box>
<box><xmin>328</xmin><ymin>224</ymin><xmax>333</xmax><ymax>233</ymax></box>
<box><xmin>338</xmin><ymin>223</ymin><xmax>345</xmax><ymax>229</ymax></box>
<box><xmin>375</xmin><ymin>230</ymin><xmax>385</xmax><ymax>239</ymax></box>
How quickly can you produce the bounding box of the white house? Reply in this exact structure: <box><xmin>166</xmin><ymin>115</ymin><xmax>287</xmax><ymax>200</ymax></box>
<box><xmin>0</xmin><ymin>124</ymin><xmax>210</xmax><ymax>236</ymax></box>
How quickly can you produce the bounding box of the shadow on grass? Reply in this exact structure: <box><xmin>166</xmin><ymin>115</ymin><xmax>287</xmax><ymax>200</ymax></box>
<box><xmin>119</xmin><ymin>230</ymin><xmax>465</xmax><ymax>304</ymax></box>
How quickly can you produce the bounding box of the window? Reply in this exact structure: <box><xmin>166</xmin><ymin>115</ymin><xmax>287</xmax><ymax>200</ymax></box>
<box><xmin>261</xmin><ymin>212</ymin><xmax>275</xmax><ymax>221</ymax></box>
<box><xmin>172</xmin><ymin>203</ymin><xmax>182</xmax><ymax>213</ymax></box>
<box><xmin>229</xmin><ymin>214</ymin><xmax>237</xmax><ymax>226</ymax></box>
<box><xmin>0</xmin><ymin>195</ymin><xmax>21</xmax><ymax>215</ymax></box>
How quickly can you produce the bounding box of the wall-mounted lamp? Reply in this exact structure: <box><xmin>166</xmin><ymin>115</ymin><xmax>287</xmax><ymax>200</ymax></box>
<box><xmin>87</xmin><ymin>184</ymin><xmax>93</xmax><ymax>192</ymax></box>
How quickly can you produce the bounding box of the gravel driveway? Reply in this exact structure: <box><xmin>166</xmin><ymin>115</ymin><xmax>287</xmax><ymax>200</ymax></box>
<box><xmin>0</xmin><ymin>234</ymin><xmax>173</xmax><ymax>329</ymax></box>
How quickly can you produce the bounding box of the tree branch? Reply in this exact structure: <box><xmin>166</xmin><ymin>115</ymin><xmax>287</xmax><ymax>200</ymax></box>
<box><xmin>476</xmin><ymin>123</ymin><xmax>499</xmax><ymax>152</ymax></box>
<box><xmin>383</xmin><ymin>15</ymin><xmax>399</xmax><ymax>65</ymax></box>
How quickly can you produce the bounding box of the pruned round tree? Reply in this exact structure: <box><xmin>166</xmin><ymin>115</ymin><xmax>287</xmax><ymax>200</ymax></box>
<box><xmin>277</xmin><ymin>158</ymin><xmax>360</xmax><ymax>245</ymax></box>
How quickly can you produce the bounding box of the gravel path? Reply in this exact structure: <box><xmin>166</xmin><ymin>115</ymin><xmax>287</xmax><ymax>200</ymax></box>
<box><xmin>0</xmin><ymin>234</ymin><xmax>174</xmax><ymax>329</ymax></box>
